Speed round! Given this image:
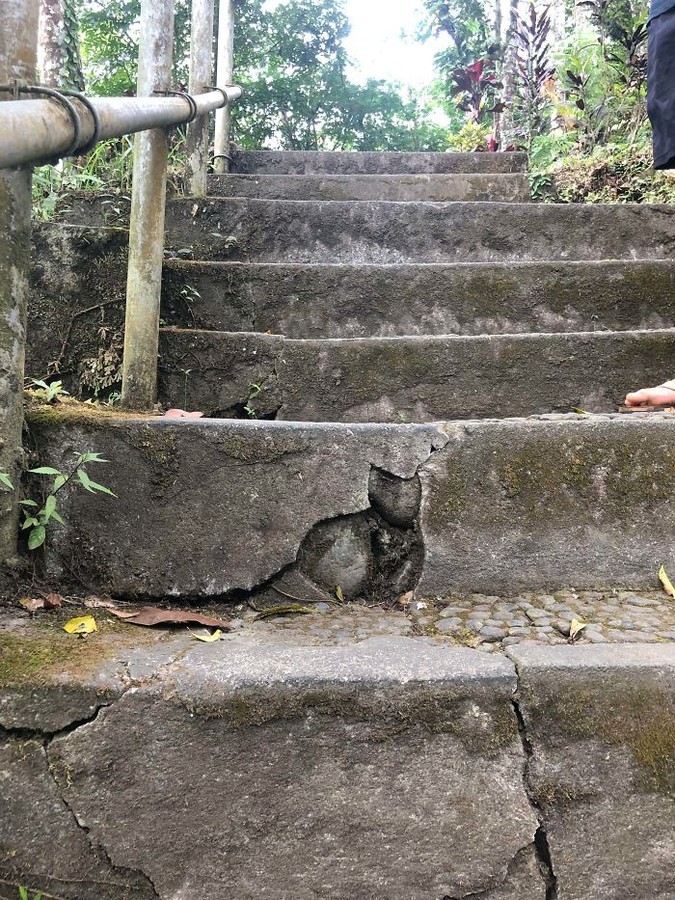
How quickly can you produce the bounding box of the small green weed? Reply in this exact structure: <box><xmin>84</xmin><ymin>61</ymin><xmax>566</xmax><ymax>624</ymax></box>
<box><xmin>1</xmin><ymin>452</ymin><xmax>116</xmax><ymax>551</ymax></box>
<box><xmin>18</xmin><ymin>886</ymin><xmax>43</xmax><ymax>900</ymax></box>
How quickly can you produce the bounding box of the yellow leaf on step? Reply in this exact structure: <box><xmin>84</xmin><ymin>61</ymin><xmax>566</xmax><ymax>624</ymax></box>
<box><xmin>569</xmin><ymin>618</ymin><xmax>587</xmax><ymax>641</ymax></box>
<box><xmin>335</xmin><ymin>586</ymin><xmax>345</xmax><ymax>602</ymax></box>
<box><xmin>659</xmin><ymin>565</ymin><xmax>675</xmax><ymax>599</ymax></box>
<box><xmin>192</xmin><ymin>629</ymin><xmax>223</xmax><ymax>643</ymax></box>
<box><xmin>63</xmin><ymin>615</ymin><xmax>97</xmax><ymax>635</ymax></box>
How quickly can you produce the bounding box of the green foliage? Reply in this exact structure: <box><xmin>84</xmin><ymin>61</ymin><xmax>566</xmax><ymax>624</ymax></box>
<box><xmin>74</xmin><ymin>0</ymin><xmax>450</xmax><ymax>152</ymax></box>
<box><xmin>77</xmin><ymin>0</ymin><xmax>192</xmax><ymax>95</ymax></box>
<box><xmin>26</xmin><ymin>380</ymin><xmax>69</xmax><ymax>404</ymax></box>
<box><xmin>510</xmin><ymin>3</ymin><xmax>555</xmax><ymax>154</ymax></box>
<box><xmin>21</xmin><ymin>452</ymin><xmax>116</xmax><ymax>551</ymax></box>
<box><xmin>232</xmin><ymin>0</ymin><xmax>449</xmax><ymax>150</ymax></box>
<box><xmin>423</xmin><ymin>0</ymin><xmax>493</xmax><ymax>69</ymax></box>
<box><xmin>18</xmin><ymin>888</ymin><xmax>43</xmax><ymax>900</ymax></box>
<box><xmin>446</xmin><ymin>121</ymin><xmax>492</xmax><ymax>151</ymax></box>
<box><xmin>551</xmin><ymin>142</ymin><xmax>675</xmax><ymax>204</ymax></box>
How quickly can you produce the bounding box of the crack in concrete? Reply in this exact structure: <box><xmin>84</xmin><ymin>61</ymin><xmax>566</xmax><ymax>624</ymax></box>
<box><xmin>439</xmin><ymin>844</ymin><xmax>542</xmax><ymax>899</ymax></box>
<box><xmin>510</xmin><ymin>690</ymin><xmax>559</xmax><ymax>900</ymax></box>
<box><xmin>41</xmin><ymin>700</ymin><xmax>162</xmax><ymax>900</ymax></box>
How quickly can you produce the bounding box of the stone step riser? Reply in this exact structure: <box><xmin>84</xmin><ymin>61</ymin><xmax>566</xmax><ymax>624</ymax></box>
<box><xmin>30</xmin><ymin>229</ymin><xmax>675</xmax><ymax>355</ymax></box>
<box><xmin>163</xmin><ymin>259</ymin><xmax>675</xmax><ymax>338</ymax></box>
<box><xmin>64</xmin><ymin>197</ymin><xmax>675</xmax><ymax>264</ymax></box>
<box><xmin>28</xmin><ymin>415</ymin><xmax>675</xmax><ymax>596</ymax></box>
<box><xmin>4</xmin><ymin>628</ymin><xmax>670</xmax><ymax>900</ymax></box>
<box><xmin>230</xmin><ymin>149</ymin><xmax>529</xmax><ymax>175</ymax></box>
<box><xmin>208</xmin><ymin>173</ymin><xmax>531</xmax><ymax>202</ymax></box>
<box><xmin>158</xmin><ymin>329</ymin><xmax>675</xmax><ymax>423</ymax></box>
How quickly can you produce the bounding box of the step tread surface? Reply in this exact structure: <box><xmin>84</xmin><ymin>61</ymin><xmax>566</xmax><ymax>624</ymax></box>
<box><xmin>230</xmin><ymin>149</ymin><xmax>529</xmax><ymax>175</ymax></box>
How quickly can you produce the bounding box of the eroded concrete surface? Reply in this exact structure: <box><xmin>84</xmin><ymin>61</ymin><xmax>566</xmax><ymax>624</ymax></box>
<box><xmin>26</xmin><ymin>412</ymin><xmax>675</xmax><ymax>599</ymax></box>
<box><xmin>0</xmin><ymin>617</ymin><xmax>672</xmax><ymax>899</ymax></box>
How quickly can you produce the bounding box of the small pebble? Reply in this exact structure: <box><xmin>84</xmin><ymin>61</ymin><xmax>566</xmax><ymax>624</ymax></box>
<box><xmin>532</xmin><ymin>618</ymin><xmax>552</xmax><ymax>628</ymax></box>
<box><xmin>439</xmin><ymin>606</ymin><xmax>466</xmax><ymax>617</ymax></box>
<box><xmin>525</xmin><ymin>608</ymin><xmax>546</xmax><ymax>621</ymax></box>
<box><xmin>509</xmin><ymin>626</ymin><xmax>532</xmax><ymax>636</ymax></box>
<box><xmin>467</xmin><ymin>620</ymin><xmax>484</xmax><ymax>631</ymax></box>
<box><xmin>502</xmin><ymin>636</ymin><xmax>522</xmax><ymax>646</ymax></box>
<box><xmin>480</xmin><ymin>626</ymin><xmax>506</xmax><ymax>641</ymax></box>
<box><xmin>435</xmin><ymin>617</ymin><xmax>462</xmax><ymax>631</ymax></box>
<box><xmin>658</xmin><ymin>631</ymin><xmax>675</xmax><ymax>640</ymax></box>
<box><xmin>626</xmin><ymin>596</ymin><xmax>659</xmax><ymax>608</ymax></box>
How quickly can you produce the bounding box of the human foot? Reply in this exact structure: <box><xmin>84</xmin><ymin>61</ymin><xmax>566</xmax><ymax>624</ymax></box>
<box><xmin>625</xmin><ymin>380</ymin><xmax>675</xmax><ymax>407</ymax></box>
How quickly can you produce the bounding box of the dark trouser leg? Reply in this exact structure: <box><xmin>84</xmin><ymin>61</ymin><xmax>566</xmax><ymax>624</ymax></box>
<box><xmin>648</xmin><ymin>9</ymin><xmax>675</xmax><ymax>170</ymax></box>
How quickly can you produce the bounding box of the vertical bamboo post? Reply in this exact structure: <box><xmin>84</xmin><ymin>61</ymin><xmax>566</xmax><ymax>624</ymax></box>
<box><xmin>186</xmin><ymin>0</ymin><xmax>215</xmax><ymax>196</ymax></box>
<box><xmin>121</xmin><ymin>0</ymin><xmax>175</xmax><ymax>410</ymax></box>
<box><xmin>0</xmin><ymin>0</ymin><xmax>39</xmax><ymax>564</ymax></box>
<box><xmin>213</xmin><ymin>0</ymin><xmax>234</xmax><ymax>174</ymax></box>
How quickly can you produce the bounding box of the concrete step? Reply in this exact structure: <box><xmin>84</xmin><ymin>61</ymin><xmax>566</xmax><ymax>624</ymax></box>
<box><xmin>207</xmin><ymin>172</ymin><xmax>531</xmax><ymax>202</ymax></box>
<box><xmin>162</xmin><ymin>258</ymin><xmax>675</xmax><ymax>338</ymax></box>
<box><xmin>64</xmin><ymin>198</ymin><xmax>675</xmax><ymax>263</ymax></box>
<box><xmin>25</xmin><ymin>411</ymin><xmax>675</xmax><ymax>596</ymax></box>
<box><xmin>230</xmin><ymin>148</ymin><xmax>529</xmax><ymax>175</ymax></box>
<box><xmin>158</xmin><ymin>328</ymin><xmax>675</xmax><ymax>423</ymax></box>
<box><xmin>4</xmin><ymin>611</ymin><xmax>671</xmax><ymax>900</ymax></box>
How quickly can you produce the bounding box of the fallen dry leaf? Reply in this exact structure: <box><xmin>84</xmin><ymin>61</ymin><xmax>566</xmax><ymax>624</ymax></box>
<box><xmin>43</xmin><ymin>593</ymin><xmax>63</xmax><ymax>609</ymax></box>
<box><xmin>63</xmin><ymin>615</ymin><xmax>97</xmax><ymax>635</ymax></box>
<box><xmin>19</xmin><ymin>597</ymin><xmax>45</xmax><ymax>613</ymax></box>
<box><xmin>658</xmin><ymin>564</ymin><xmax>675</xmax><ymax>599</ymax></box>
<box><xmin>569</xmin><ymin>618</ymin><xmax>587</xmax><ymax>641</ymax></box>
<box><xmin>108</xmin><ymin>606</ymin><xmax>230</xmax><ymax>629</ymax></box>
<box><xmin>252</xmin><ymin>604</ymin><xmax>315</xmax><ymax>620</ymax></box>
<box><xmin>84</xmin><ymin>596</ymin><xmax>118</xmax><ymax>609</ymax></box>
<box><xmin>335</xmin><ymin>586</ymin><xmax>345</xmax><ymax>602</ymax></box>
<box><xmin>397</xmin><ymin>591</ymin><xmax>414</xmax><ymax>607</ymax></box>
<box><xmin>163</xmin><ymin>408</ymin><xmax>204</xmax><ymax>419</ymax></box>
<box><xmin>191</xmin><ymin>629</ymin><xmax>223</xmax><ymax>642</ymax></box>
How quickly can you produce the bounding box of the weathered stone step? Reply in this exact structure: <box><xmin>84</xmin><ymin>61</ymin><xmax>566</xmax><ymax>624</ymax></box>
<box><xmin>158</xmin><ymin>328</ymin><xmax>675</xmax><ymax>423</ymax></box>
<box><xmin>28</xmin><ymin>412</ymin><xmax>675</xmax><ymax>597</ymax></box>
<box><xmin>166</xmin><ymin>198</ymin><xmax>675</xmax><ymax>263</ymax></box>
<box><xmin>4</xmin><ymin>612</ymin><xmax>670</xmax><ymax>900</ymax></box>
<box><xmin>207</xmin><ymin>172</ymin><xmax>531</xmax><ymax>202</ymax></box>
<box><xmin>163</xmin><ymin>259</ymin><xmax>675</xmax><ymax>338</ymax></box>
<box><xmin>230</xmin><ymin>148</ymin><xmax>529</xmax><ymax>175</ymax></box>
<box><xmin>64</xmin><ymin>198</ymin><xmax>675</xmax><ymax>263</ymax></box>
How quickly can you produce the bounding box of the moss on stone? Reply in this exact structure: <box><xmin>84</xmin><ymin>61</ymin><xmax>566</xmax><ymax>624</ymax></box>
<box><xmin>529</xmin><ymin>680</ymin><xmax>675</xmax><ymax>796</ymax></box>
<box><xmin>190</xmin><ymin>684</ymin><xmax>519</xmax><ymax>758</ymax></box>
<box><xmin>0</xmin><ymin>631</ymin><xmax>109</xmax><ymax>688</ymax></box>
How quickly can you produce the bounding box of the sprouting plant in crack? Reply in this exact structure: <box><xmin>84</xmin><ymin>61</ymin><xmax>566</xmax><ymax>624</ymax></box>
<box><xmin>2</xmin><ymin>452</ymin><xmax>117</xmax><ymax>550</ymax></box>
<box><xmin>244</xmin><ymin>381</ymin><xmax>263</xmax><ymax>417</ymax></box>
<box><xmin>18</xmin><ymin>887</ymin><xmax>43</xmax><ymax>900</ymax></box>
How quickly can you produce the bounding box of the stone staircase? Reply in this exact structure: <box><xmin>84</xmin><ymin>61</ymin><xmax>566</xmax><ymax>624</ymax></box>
<box><xmin>5</xmin><ymin>149</ymin><xmax>673</xmax><ymax>900</ymax></box>
<box><xmin>30</xmin><ymin>147</ymin><xmax>675</xmax><ymax>597</ymax></box>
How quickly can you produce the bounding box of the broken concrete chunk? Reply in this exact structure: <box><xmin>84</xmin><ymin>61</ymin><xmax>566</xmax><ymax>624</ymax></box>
<box><xmin>369</xmin><ymin>467</ymin><xmax>422</xmax><ymax>527</ymax></box>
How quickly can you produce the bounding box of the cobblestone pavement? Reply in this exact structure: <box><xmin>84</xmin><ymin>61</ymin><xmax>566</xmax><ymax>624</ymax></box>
<box><xmin>234</xmin><ymin>588</ymin><xmax>675</xmax><ymax>651</ymax></box>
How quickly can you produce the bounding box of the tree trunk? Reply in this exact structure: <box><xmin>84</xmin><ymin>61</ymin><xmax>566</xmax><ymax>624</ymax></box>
<box><xmin>38</xmin><ymin>0</ymin><xmax>84</xmax><ymax>89</ymax></box>
<box><xmin>500</xmin><ymin>0</ymin><xmax>521</xmax><ymax>144</ymax></box>
<box><xmin>0</xmin><ymin>0</ymin><xmax>39</xmax><ymax>565</ymax></box>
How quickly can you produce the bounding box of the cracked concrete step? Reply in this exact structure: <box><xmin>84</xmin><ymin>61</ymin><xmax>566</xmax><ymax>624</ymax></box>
<box><xmin>1</xmin><ymin>616</ymin><xmax>672</xmax><ymax>898</ymax></box>
<box><xmin>28</xmin><ymin>413</ymin><xmax>675</xmax><ymax>596</ymax></box>
<box><xmin>162</xmin><ymin>259</ymin><xmax>675</xmax><ymax>337</ymax></box>
<box><xmin>158</xmin><ymin>328</ymin><xmax>675</xmax><ymax>423</ymax></box>
<box><xmin>230</xmin><ymin>148</ymin><xmax>529</xmax><ymax>175</ymax></box>
<box><xmin>207</xmin><ymin>172</ymin><xmax>532</xmax><ymax>202</ymax></box>
<box><xmin>64</xmin><ymin>198</ymin><xmax>675</xmax><ymax>263</ymax></box>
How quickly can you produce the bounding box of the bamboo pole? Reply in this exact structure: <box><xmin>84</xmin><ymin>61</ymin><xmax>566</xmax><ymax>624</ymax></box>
<box><xmin>213</xmin><ymin>0</ymin><xmax>234</xmax><ymax>174</ymax></box>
